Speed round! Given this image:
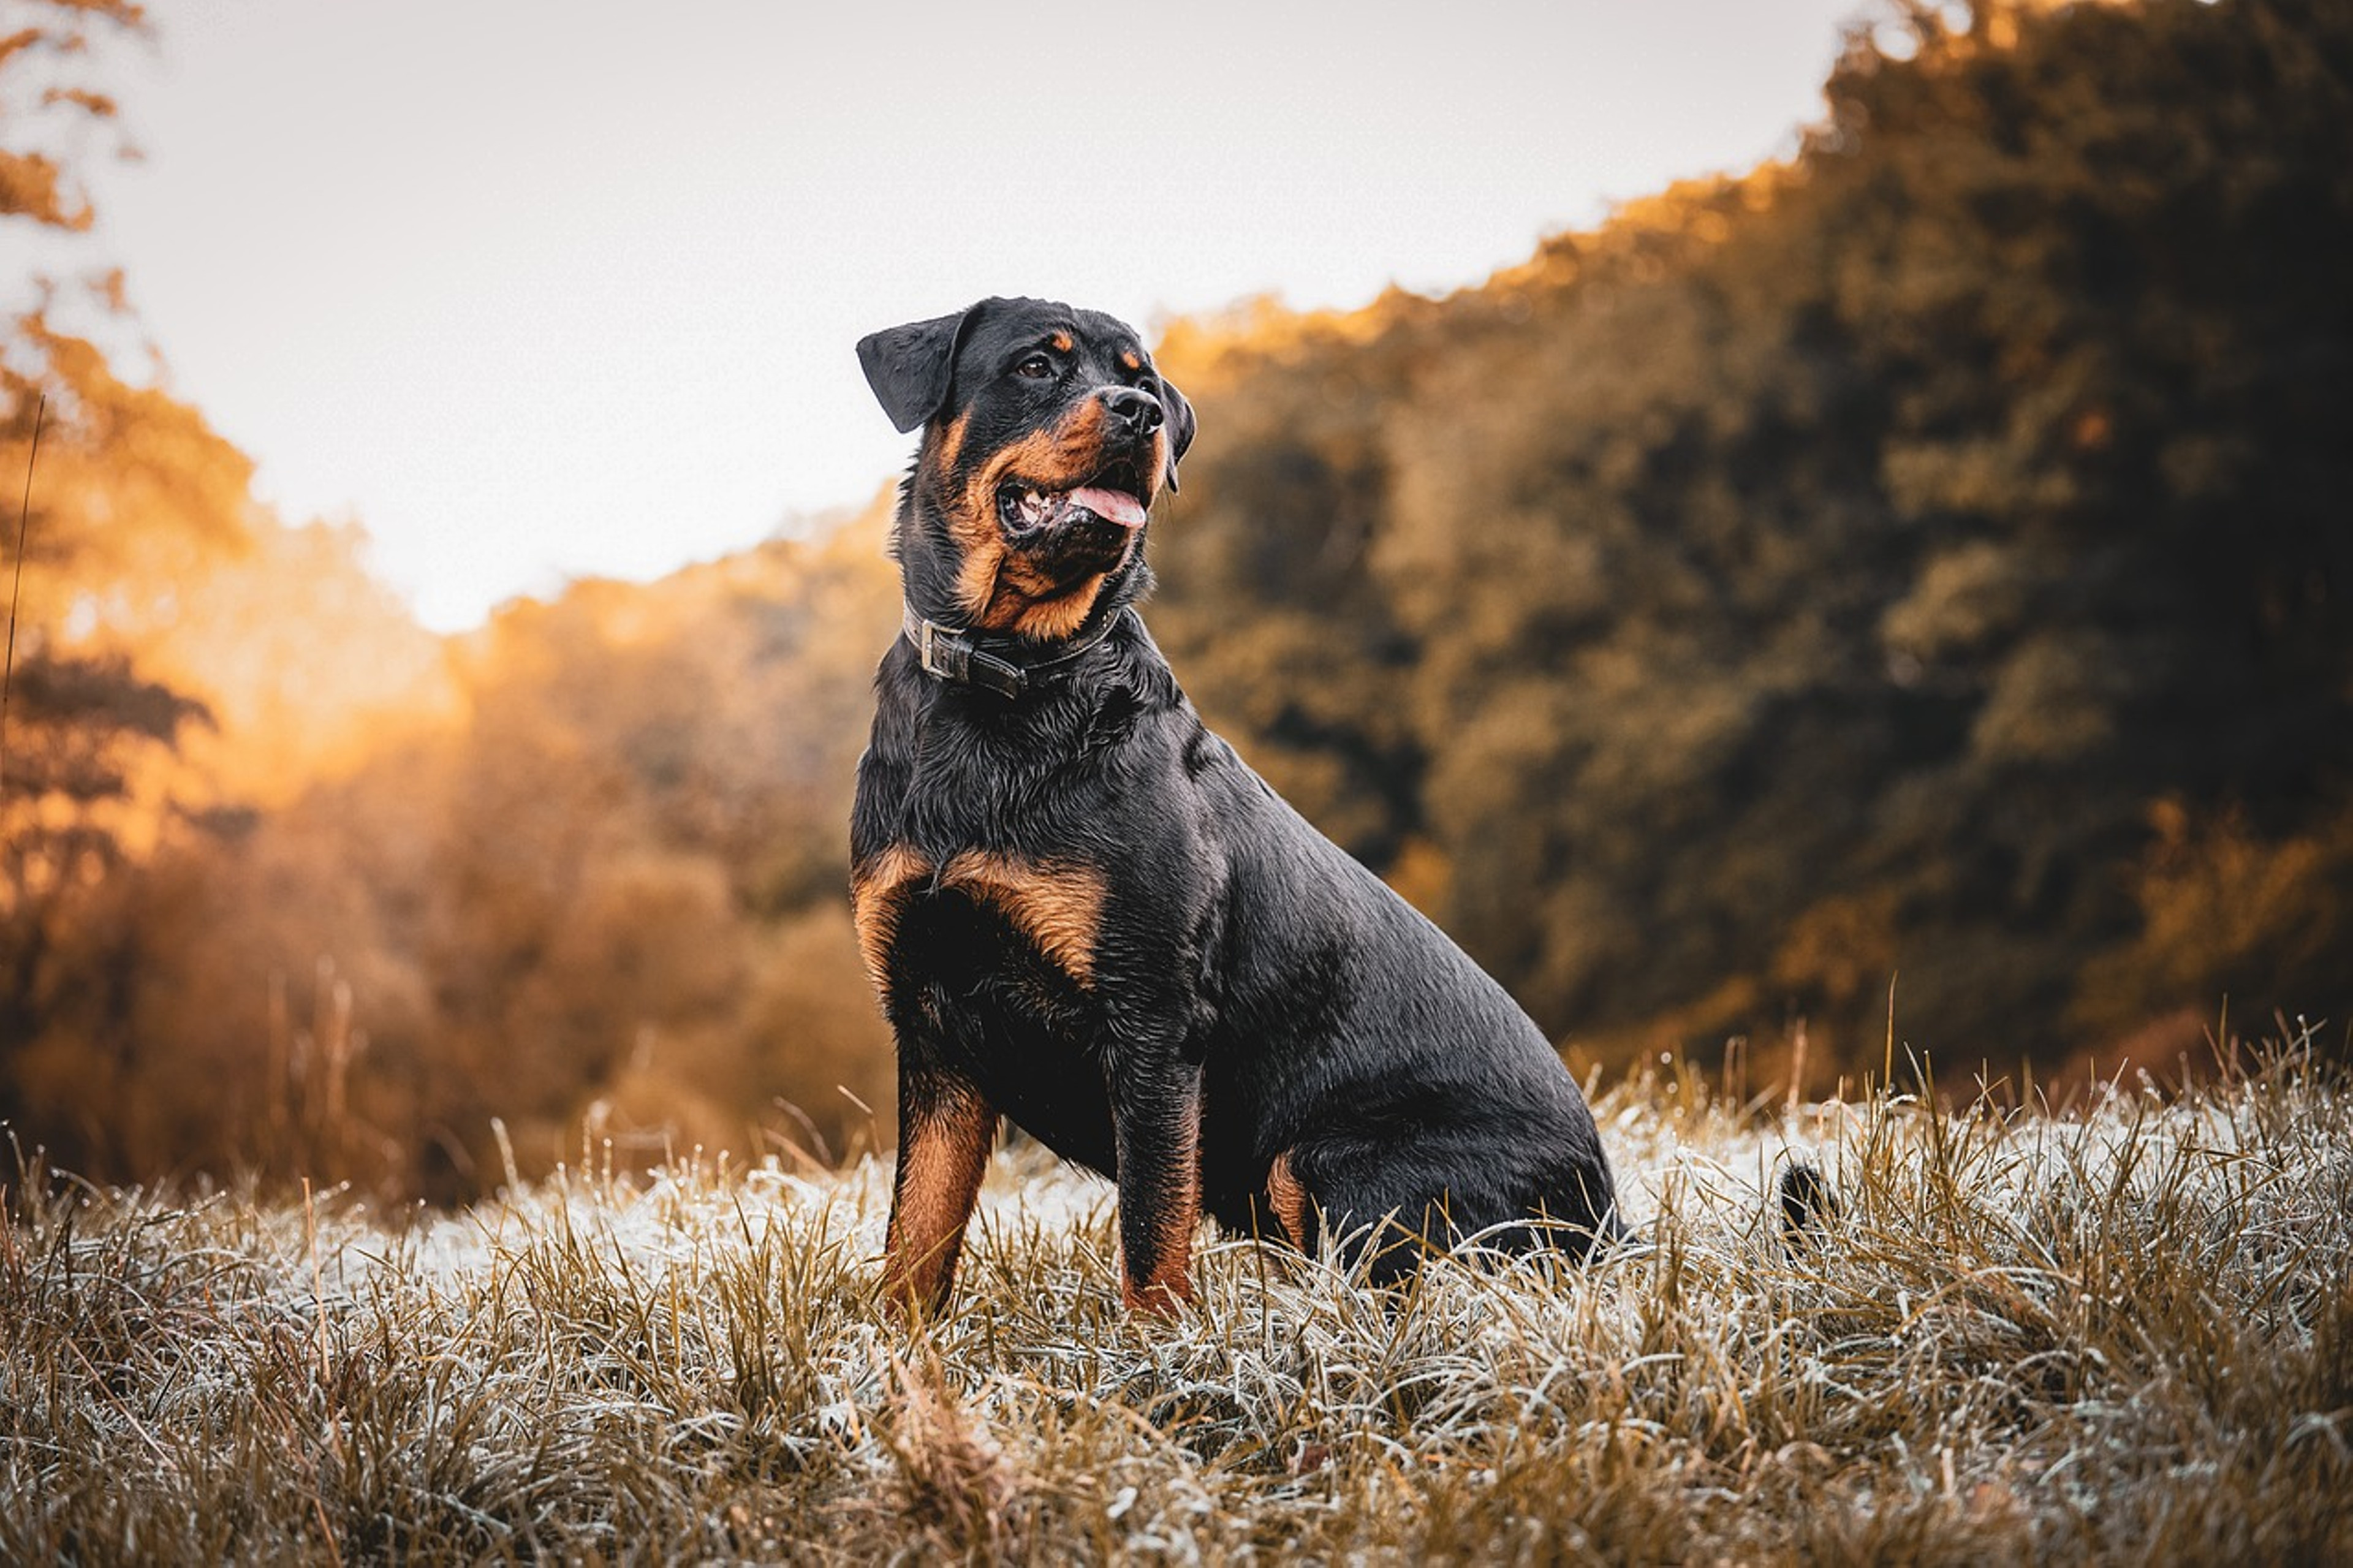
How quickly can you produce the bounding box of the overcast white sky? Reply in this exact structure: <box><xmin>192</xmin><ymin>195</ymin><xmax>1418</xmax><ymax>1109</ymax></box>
<box><xmin>64</xmin><ymin>0</ymin><xmax>1868</xmax><ymax>630</ymax></box>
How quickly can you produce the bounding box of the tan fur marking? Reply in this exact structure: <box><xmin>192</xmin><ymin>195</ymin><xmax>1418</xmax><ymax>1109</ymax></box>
<box><xmin>852</xmin><ymin>845</ymin><xmax>934</xmax><ymax>992</ymax></box>
<box><xmin>883</xmin><ymin>1086</ymin><xmax>997</xmax><ymax>1315</ymax></box>
<box><xmin>995</xmin><ymin>567</ymin><xmax>1112</xmax><ymax>641</ymax></box>
<box><xmin>1126</xmin><ymin>1096</ymin><xmax>1202</xmax><ymax>1313</ymax></box>
<box><xmin>952</xmin><ymin>529</ymin><xmax>1007</xmax><ymax>624</ymax></box>
<box><xmin>1121</xmin><ymin>350</ymin><xmax>1142</xmax><ymax>371</ymax></box>
<box><xmin>1050</xmin><ymin>330</ymin><xmax>1074</xmax><ymax>352</ymax></box>
<box><xmin>1265</xmin><ymin>1149</ymin><xmax>1309</xmax><ymax>1249</ymax></box>
<box><xmin>947</xmin><ymin>402</ymin><xmax>1145</xmax><ymax>632</ymax></box>
<box><xmin>931</xmin><ymin>411</ymin><xmax>969</xmax><ymax>474</ymax></box>
<box><xmin>939</xmin><ymin>850</ymin><xmax>1106</xmax><ymax>985</ymax></box>
<box><xmin>961</xmin><ymin>419</ymin><xmax>1106</xmax><ymax>511</ymax></box>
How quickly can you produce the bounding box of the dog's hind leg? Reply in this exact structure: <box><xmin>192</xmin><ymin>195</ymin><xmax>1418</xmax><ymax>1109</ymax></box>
<box><xmin>1281</xmin><ymin>1121</ymin><xmax>1621</xmax><ymax>1284</ymax></box>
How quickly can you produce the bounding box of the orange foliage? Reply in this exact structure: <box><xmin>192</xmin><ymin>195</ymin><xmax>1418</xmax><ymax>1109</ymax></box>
<box><xmin>10</xmin><ymin>0</ymin><xmax>2352</xmax><ymax>1195</ymax></box>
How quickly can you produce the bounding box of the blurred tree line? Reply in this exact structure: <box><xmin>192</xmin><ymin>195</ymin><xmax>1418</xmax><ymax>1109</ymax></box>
<box><xmin>0</xmin><ymin>2</ymin><xmax>898</xmax><ymax>1195</ymax></box>
<box><xmin>4</xmin><ymin>0</ymin><xmax>2348</xmax><ymax>1195</ymax></box>
<box><xmin>1151</xmin><ymin>0</ymin><xmax>2353</xmax><ymax>1086</ymax></box>
<box><xmin>19</xmin><ymin>534</ymin><xmax>905</xmax><ymax>1199</ymax></box>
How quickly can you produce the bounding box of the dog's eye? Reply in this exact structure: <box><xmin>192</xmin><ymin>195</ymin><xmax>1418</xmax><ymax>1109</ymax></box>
<box><xmin>1014</xmin><ymin>354</ymin><xmax>1053</xmax><ymax>381</ymax></box>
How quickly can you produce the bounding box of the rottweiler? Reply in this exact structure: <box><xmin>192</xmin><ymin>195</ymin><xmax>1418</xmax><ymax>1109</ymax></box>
<box><xmin>852</xmin><ymin>295</ymin><xmax>1624</xmax><ymax>1317</ymax></box>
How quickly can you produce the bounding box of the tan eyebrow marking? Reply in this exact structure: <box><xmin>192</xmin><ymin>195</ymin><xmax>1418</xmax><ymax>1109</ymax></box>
<box><xmin>1050</xmin><ymin>330</ymin><xmax>1074</xmax><ymax>352</ymax></box>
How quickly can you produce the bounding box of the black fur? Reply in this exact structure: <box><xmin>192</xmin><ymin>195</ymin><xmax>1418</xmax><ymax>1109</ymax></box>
<box><xmin>856</xmin><ymin>308</ymin><xmax>972</xmax><ymax>433</ymax></box>
<box><xmin>1778</xmin><ymin>1162</ymin><xmax>1838</xmax><ymax>1252</ymax></box>
<box><xmin>853</xmin><ymin>297</ymin><xmax>1622</xmax><ymax>1316</ymax></box>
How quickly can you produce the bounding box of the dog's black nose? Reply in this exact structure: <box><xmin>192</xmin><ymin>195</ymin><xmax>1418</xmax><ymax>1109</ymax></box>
<box><xmin>1102</xmin><ymin>387</ymin><xmax>1165</xmax><ymax>438</ymax></box>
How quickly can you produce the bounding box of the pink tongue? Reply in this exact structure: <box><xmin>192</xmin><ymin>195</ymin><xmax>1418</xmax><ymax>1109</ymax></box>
<box><xmin>1070</xmin><ymin>485</ymin><xmax>1148</xmax><ymax>528</ymax></box>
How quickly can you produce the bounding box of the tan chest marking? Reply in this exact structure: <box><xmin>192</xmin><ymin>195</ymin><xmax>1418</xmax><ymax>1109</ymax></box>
<box><xmin>852</xmin><ymin>846</ymin><xmax>1108</xmax><ymax>988</ymax></box>
<box><xmin>939</xmin><ymin>850</ymin><xmax>1107</xmax><ymax>986</ymax></box>
<box><xmin>852</xmin><ymin>845</ymin><xmax>935</xmax><ymax>991</ymax></box>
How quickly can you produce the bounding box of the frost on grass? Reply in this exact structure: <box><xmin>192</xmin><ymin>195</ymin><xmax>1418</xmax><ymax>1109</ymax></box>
<box><xmin>4</xmin><ymin>1047</ymin><xmax>2351</xmax><ymax>1563</ymax></box>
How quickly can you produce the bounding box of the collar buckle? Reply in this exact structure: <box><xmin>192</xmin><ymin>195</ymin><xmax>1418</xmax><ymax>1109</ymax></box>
<box><xmin>916</xmin><ymin>619</ymin><xmax>958</xmax><ymax>683</ymax></box>
<box><xmin>903</xmin><ymin>605</ymin><xmax>1131</xmax><ymax>700</ymax></box>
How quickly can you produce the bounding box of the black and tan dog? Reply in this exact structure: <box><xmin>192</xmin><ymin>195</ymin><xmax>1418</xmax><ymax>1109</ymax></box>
<box><xmin>852</xmin><ymin>296</ymin><xmax>1623</xmax><ymax>1316</ymax></box>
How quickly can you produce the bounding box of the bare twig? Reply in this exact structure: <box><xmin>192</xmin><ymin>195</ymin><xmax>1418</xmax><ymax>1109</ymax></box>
<box><xmin>2</xmin><ymin>392</ymin><xmax>48</xmax><ymax>798</ymax></box>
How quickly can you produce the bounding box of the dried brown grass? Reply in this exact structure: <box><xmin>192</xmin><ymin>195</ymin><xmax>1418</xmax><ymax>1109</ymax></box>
<box><xmin>3</xmin><ymin>1037</ymin><xmax>2349</xmax><ymax>1563</ymax></box>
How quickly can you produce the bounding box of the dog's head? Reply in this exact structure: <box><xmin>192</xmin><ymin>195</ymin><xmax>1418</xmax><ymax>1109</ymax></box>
<box><xmin>858</xmin><ymin>296</ymin><xmax>1195</xmax><ymax>642</ymax></box>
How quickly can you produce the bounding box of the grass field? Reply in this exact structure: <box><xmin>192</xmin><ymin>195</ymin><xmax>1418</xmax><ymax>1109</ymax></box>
<box><xmin>4</xmin><ymin>1043</ymin><xmax>2350</xmax><ymax>1564</ymax></box>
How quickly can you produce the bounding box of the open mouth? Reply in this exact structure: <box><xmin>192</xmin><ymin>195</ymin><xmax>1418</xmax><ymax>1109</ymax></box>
<box><xmin>996</xmin><ymin>461</ymin><xmax>1150</xmax><ymax>534</ymax></box>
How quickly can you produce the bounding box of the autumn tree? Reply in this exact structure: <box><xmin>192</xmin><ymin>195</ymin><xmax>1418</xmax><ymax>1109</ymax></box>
<box><xmin>1154</xmin><ymin>0</ymin><xmax>2353</xmax><ymax>1080</ymax></box>
<box><xmin>0</xmin><ymin>1</ymin><xmax>235</xmax><ymax>1147</ymax></box>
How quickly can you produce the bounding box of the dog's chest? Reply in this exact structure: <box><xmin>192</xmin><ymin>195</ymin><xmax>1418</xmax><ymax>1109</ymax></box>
<box><xmin>853</xmin><ymin>841</ymin><xmax>1119</xmax><ymax>1165</ymax></box>
<box><xmin>851</xmin><ymin>843</ymin><xmax>1106</xmax><ymax>994</ymax></box>
<box><xmin>850</xmin><ymin>683</ymin><xmax>1174</xmax><ymax>1165</ymax></box>
<box><xmin>853</xmin><ymin>694</ymin><xmax>1121</xmax><ymax>994</ymax></box>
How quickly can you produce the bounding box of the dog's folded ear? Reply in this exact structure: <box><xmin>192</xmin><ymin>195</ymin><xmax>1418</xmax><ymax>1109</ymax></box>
<box><xmin>857</xmin><ymin>303</ymin><xmax>981</xmax><ymax>433</ymax></box>
<box><xmin>1159</xmin><ymin>377</ymin><xmax>1197</xmax><ymax>494</ymax></box>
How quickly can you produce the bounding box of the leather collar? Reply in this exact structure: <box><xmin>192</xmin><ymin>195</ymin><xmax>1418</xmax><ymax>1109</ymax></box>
<box><xmin>900</xmin><ymin>605</ymin><xmax>1133</xmax><ymax>700</ymax></box>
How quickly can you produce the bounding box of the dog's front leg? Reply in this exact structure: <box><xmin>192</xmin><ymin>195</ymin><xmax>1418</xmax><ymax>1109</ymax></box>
<box><xmin>1108</xmin><ymin>1047</ymin><xmax>1204</xmax><ymax>1315</ymax></box>
<box><xmin>882</xmin><ymin>1064</ymin><xmax>998</xmax><ymax>1319</ymax></box>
